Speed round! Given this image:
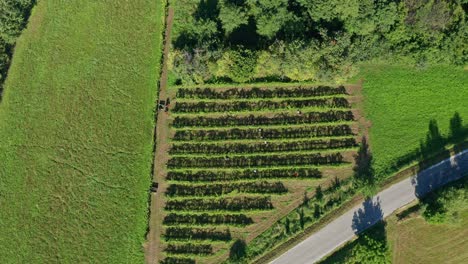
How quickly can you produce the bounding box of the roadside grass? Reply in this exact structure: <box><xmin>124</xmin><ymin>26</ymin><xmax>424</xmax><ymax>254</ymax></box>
<box><xmin>358</xmin><ymin>64</ymin><xmax>468</xmax><ymax>177</ymax></box>
<box><xmin>0</xmin><ymin>0</ymin><xmax>164</xmax><ymax>263</ymax></box>
<box><xmin>388</xmin><ymin>211</ymin><xmax>468</xmax><ymax>263</ymax></box>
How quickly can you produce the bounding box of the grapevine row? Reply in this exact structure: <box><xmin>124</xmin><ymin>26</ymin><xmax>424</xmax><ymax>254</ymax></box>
<box><xmin>172</xmin><ymin>97</ymin><xmax>350</xmax><ymax>113</ymax></box>
<box><xmin>176</xmin><ymin>86</ymin><xmax>347</xmax><ymax>99</ymax></box>
<box><xmin>167</xmin><ymin>168</ymin><xmax>321</xmax><ymax>182</ymax></box>
<box><xmin>170</xmin><ymin>138</ymin><xmax>357</xmax><ymax>154</ymax></box>
<box><xmin>165</xmin><ymin>196</ymin><xmax>273</xmax><ymax>211</ymax></box>
<box><xmin>161</xmin><ymin>257</ymin><xmax>195</xmax><ymax>264</ymax></box>
<box><xmin>164</xmin><ymin>227</ymin><xmax>231</xmax><ymax>241</ymax></box>
<box><xmin>173</xmin><ymin>124</ymin><xmax>354</xmax><ymax>141</ymax></box>
<box><xmin>167</xmin><ymin>153</ymin><xmax>344</xmax><ymax>168</ymax></box>
<box><xmin>163</xmin><ymin>213</ymin><xmax>254</xmax><ymax>226</ymax></box>
<box><xmin>165</xmin><ymin>243</ymin><xmax>213</xmax><ymax>255</ymax></box>
<box><xmin>172</xmin><ymin>110</ymin><xmax>354</xmax><ymax>128</ymax></box>
<box><xmin>165</xmin><ymin>181</ymin><xmax>287</xmax><ymax>197</ymax></box>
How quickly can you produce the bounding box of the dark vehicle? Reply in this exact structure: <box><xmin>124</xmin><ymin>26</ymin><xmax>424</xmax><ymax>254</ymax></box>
<box><xmin>151</xmin><ymin>182</ymin><xmax>159</xmax><ymax>192</ymax></box>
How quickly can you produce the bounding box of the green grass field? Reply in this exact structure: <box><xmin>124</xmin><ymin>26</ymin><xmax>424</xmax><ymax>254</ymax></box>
<box><xmin>0</xmin><ymin>1</ymin><xmax>165</xmax><ymax>263</ymax></box>
<box><xmin>360</xmin><ymin>64</ymin><xmax>468</xmax><ymax>176</ymax></box>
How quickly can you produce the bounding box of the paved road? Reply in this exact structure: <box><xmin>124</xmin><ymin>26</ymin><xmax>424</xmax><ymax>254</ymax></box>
<box><xmin>271</xmin><ymin>149</ymin><xmax>468</xmax><ymax>264</ymax></box>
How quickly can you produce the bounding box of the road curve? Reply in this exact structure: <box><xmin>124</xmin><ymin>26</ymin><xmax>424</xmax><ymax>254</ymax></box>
<box><xmin>271</xmin><ymin>149</ymin><xmax>468</xmax><ymax>264</ymax></box>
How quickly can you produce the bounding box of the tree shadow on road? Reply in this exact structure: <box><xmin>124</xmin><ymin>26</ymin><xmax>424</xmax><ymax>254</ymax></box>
<box><xmin>411</xmin><ymin>146</ymin><xmax>467</xmax><ymax>198</ymax></box>
<box><xmin>411</xmin><ymin>114</ymin><xmax>468</xmax><ymax>198</ymax></box>
<box><xmin>321</xmin><ymin>199</ymin><xmax>388</xmax><ymax>264</ymax></box>
<box><xmin>351</xmin><ymin>197</ymin><xmax>384</xmax><ymax>234</ymax></box>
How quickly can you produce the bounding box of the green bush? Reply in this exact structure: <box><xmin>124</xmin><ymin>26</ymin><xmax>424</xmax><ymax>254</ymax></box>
<box><xmin>422</xmin><ymin>177</ymin><xmax>468</xmax><ymax>224</ymax></box>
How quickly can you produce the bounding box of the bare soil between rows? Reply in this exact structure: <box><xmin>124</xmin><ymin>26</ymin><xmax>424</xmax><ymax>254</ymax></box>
<box><xmin>144</xmin><ymin>6</ymin><xmax>174</xmax><ymax>264</ymax></box>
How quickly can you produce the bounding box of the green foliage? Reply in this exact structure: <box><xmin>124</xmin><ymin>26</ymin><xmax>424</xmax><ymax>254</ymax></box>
<box><xmin>320</xmin><ymin>222</ymin><xmax>390</xmax><ymax>264</ymax></box>
<box><xmin>315</xmin><ymin>185</ymin><xmax>323</xmax><ymax>201</ymax></box>
<box><xmin>347</xmin><ymin>226</ymin><xmax>390</xmax><ymax>264</ymax></box>
<box><xmin>229</xmin><ymin>239</ymin><xmax>247</xmax><ymax>261</ymax></box>
<box><xmin>170</xmin><ymin>0</ymin><xmax>467</xmax><ymax>85</ymax></box>
<box><xmin>215</xmin><ymin>48</ymin><xmax>257</xmax><ymax>82</ymax></box>
<box><xmin>0</xmin><ymin>0</ymin><xmax>35</xmax><ymax>87</ymax></box>
<box><xmin>422</xmin><ymin>177</ymin><xmax>468</xmax><ymax>224</ymax></box>
<box><xmin>449</xmin><ymin>112</ymin><xmax>465</xmax><ymax>141</ymax></box>
<box><xmin>0</xmin><ymin>0</ymin><xmax>35</xmax><ymax>44</ymax></box>
<box><xmin>248</xmin><ymin>0</ymin><xmax>290</xmax><ymax>39</ymax></box>
<box><xmin>219</xmin><ymin>0</ymin><xmax>249</xmax><ymax>35</ymax></box>
<box><xmin>353</xmin><ymin>136</ymin><xmax>375</xmax><ymax>195</ymax></box>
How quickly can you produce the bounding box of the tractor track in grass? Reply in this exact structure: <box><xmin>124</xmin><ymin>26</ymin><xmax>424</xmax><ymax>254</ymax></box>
<box><xmin>145</xmin><ymin>5</ymin><xmax>174</xmax><ymax>264</ymax></box>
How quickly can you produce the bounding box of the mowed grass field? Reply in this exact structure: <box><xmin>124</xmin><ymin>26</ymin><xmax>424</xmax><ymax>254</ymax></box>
<box><xmin>0</xmin><ymin>1</ymin><xmax>165</xmax><ymax>263</ymax></box>
<box><xmin>360</xmin><ymin>64</ymin><xmax>468</xmax><ymax>176</ymax></box>
<box><xmin>388</xmin><ymin>210</ymin><xmax>468</xmax><ymax>263</ymax></box>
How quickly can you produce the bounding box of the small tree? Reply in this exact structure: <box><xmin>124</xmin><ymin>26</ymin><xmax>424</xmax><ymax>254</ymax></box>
<box><xmin>313</xmin><ymin>203</ymin><xmax>321</xmax><ymax>219</ymax></box>
<box><xmin>303</xmin><ymin>190</ymin><xmax>309</xmax><ymax>207</ymax></box>
<box><xmin>284</xmin><ymin>217</ymin><xmax>291</xmax><ymax>234</ymax></box>
<box><xmin>298</xmin><ymin>208</ymin><xmax>305</xmax><ymax>229</ymax></box>
<box><xmin>315</xmin><ymin>185</ymin><xmax>323</xmax><ymax>201</ymax></box>
<box><xmin>449</xmin><ymin>112</ymin><xmax>464</xmax><ymax>141</ymax></box>
<box><xmin>229</xmin><ymin>239</ymin><xmax>247</xmax><ymax>261</ymax></box>
<box><xmin>353</xmin><ymin>136</ymin><xmax>375</xmax><ymax>196</ymax></box>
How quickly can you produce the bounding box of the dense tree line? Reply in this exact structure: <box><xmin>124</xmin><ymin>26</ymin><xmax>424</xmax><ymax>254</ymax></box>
<box><xmin>166</xmin><ymin>181</ymin><xmax>287</xmax><ymax>196</ymax></box>
<box><xmin>165</xmin><ymin>243</ymin><xmax>213</xmax><ymax>255</ymax></box>
<box><xmin>172</xmin><ymin>110</ymin><xmax>354</xmax><ymax>128</ymax></box>
<box><xmin>171</xmin><ymin>0</ymin><xmax>467</xmax><ymax>84</ymax></box>
<box><xmin>165</xmin><ymin>196</ymin><xmax>273</xmax><ymax>211</ymax></box>
<box><xmin>170</xmin><ymin>138</ymin><xmax>357</xmax><ymax>154</ymax></box>
<box><xmin>163</xmin><ymin>213</ymin><xmax>254</xmax><ymax>226</ymax></box>
<box><xmin>166</xmin><ymin>168</ymin><xmax>322</xmax><ymax>182</ymax></box>
<box><xmin>165</xmin><ymin>227</ymin><xmax>232</xmax><ymax>241</ymax></box>
<box><xmin>167</xmin><ymin>153</ymin><xmax>343</xmax><ymax>168</ymax></box>
<box><xmin>173</xmin><ymin>97</ymin><xmax>350</xmax><ymax>113</ymax></box>
<box><xmin>0</xmin><ymin>0</ymin><xmax>36</xmax><ymax>96</ymax></box>
<box><xmin>173</xmin><ymin>124</ymin><xmax>353</xmax><ymax>141</ymax></box>
<box><xmin>176</xmin><ymin>86</ymin><xmax>347</xmax><ymax>99</ymax></box>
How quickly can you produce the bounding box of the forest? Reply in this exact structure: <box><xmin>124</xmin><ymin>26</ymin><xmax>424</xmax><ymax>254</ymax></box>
<box><xmin>170</xmin><ymin>0</ymin><xmax>467</xmax><ymax>84</ymax></box>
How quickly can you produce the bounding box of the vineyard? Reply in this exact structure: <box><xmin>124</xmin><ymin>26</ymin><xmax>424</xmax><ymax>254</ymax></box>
<box><xmin>159</xmin><ymin>85</ymin><xmax>361</xmax><ymax>263</ymax></box>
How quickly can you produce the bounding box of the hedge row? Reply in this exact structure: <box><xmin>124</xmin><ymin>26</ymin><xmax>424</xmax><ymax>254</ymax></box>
<box><xmin>173</xmin><ymin>124</ymin><xmax>354</xmax><ymax>141</ymax></box>
<box><xmin>176</xmin><ymin>86</ymin><xmax>347</xmax><ymax>99</ymax></box>
<box><xmin>165</xmin><ymin>181</ymin><xmax>287</xmax><ymax>196</ymax></box>
<box><xmin>166</xmin><ymin>168</ymin><xmax>322</xmax><ymax>182</ymax></box>
<box><xmin>172</xmin><ymin>110</ymin><xmax>354</xmax><ymax>128</ymax></box>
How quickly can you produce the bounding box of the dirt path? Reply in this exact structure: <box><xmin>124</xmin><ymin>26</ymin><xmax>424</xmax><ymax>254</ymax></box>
<box><xmin>145</xmin><ymin>6</ymin><xmax>174</xmax><ymax>264</ymax></box>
